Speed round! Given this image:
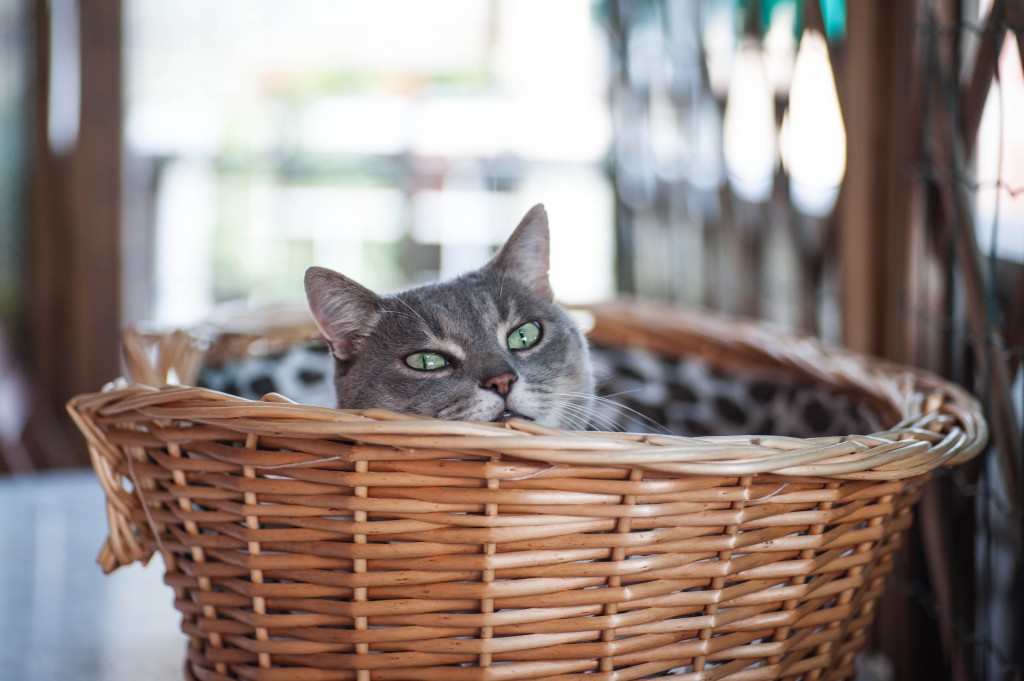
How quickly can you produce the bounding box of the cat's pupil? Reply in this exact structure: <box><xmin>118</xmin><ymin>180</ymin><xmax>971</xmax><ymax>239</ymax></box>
<box><xmin>405</xmin><ymin>352</ymin><xmax>449</xmax><ymax>371</ymax></box>
<box><xmin>508</xmin><ymin>321</ymin><xmax>542</xmax><ymax>351</ymax></box>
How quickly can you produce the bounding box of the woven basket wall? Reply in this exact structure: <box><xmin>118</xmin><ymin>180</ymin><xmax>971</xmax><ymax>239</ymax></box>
<box><xmin>68</xmin><ymin>301</ymin><xmax>986</xmax><ymax>681</ymax></box>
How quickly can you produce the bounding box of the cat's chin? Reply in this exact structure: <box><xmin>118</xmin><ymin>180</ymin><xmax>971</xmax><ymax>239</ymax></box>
<box><xmin>492</xmin><ymin>410</ymin><xmax>535</xmax><ymax>423</ymax></box>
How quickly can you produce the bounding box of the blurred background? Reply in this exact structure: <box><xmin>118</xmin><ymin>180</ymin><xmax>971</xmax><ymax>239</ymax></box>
<box><xmin>0</xmin><ymin>1</ymin><xmax>1020</xmax><ymax>680</ymax></box>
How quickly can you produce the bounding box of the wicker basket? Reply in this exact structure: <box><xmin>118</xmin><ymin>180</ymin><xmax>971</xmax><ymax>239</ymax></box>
<box><xmin>68</xmin><ymin>301</ymin><xmax>986</xmax><ymax>681</ymax></box>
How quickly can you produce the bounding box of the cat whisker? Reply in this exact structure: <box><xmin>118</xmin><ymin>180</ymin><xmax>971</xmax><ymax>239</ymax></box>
<box><xmin>385</xmin><ymin>297</ymin><xmax>433</xmax><ymax>332</ymax></box>
<box><xmin>497</xmin><ymin>262</ymin><xmax>512</xmax><ymax>301</ymax></box>
<box><xmin>547</xmin><ymin>396</ymin><xmax>635</xmax><ymax>433</ymax></box>
<box><xmin>572</xmin><ymin>405</ymin><xmax>630</xmax><ymax>434</ymax></box>
<box><xmin>550</xmin><ymin>391</ymin><xmax>674</xmax><ymax>435</ymax></box>
<box><xmin>589</xmin><ymin>388</ymin><xmax>646</xmax><ymax>400</ymax></box>
<box><xmin>548</xmin><ymin>400</ymin><xmax>621</xmax><ymax>432</ymax></box>
<box><xmin>547</xmin><ymin>402</ymin><xmax>593</xmax><ymax>432</ymax></box>
<box><xmin>563</xmin><ymin>414</ymin><xmax>592</xmax><ymax>432</ymax></box>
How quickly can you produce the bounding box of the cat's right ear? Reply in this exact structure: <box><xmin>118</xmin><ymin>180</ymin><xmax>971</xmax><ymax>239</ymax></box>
<box><xmin>486</xmin><ymin>203</ymin><xmax>553</xmax><ymax>299</ymax></box>
<box><xmin>304</xmin><ymin>266</ymin><xmax>382</xmax><ymax>361</ymax></box>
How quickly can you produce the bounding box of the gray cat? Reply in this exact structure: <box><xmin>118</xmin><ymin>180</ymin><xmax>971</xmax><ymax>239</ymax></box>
<box><xmin>304</xmin><ymin>204</ymin><xmax>595</xmax><ymax>428</ymax></box>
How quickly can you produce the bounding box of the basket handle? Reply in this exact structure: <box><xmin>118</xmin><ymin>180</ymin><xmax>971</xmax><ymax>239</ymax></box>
<box><xmin>66</xmin><ymin>390</ymin><xmax>156</xmax><ymax>573</ymax></box>
<box><xmin>121</xmin><ymin>326</ymin><xmax>208</xmax><ymax>386</ymax></box>
<box><xmin>121</xmin><ymin>327</ymin><xmax>160</xmax><ymax>386</ymax></box>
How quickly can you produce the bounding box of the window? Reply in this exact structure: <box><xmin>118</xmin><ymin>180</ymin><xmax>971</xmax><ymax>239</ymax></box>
<box><xmin>125</xmin><ymin>0</ymin><xmax>614</xmax><ymax>326</ymax></box>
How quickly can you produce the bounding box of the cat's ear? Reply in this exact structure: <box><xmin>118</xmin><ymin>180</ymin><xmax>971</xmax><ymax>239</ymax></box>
<box><xmin>487</xmin><ymin>203</ymin><xmax>553</xmax><ymax>299</ymax></box>
<box><xmin>304</xmin><ymin>266</ymin><xmax>382</xmax><ymax>361</ymax></box>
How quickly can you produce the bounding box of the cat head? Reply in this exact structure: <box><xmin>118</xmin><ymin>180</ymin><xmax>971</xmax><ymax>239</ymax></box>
<box><xmin>304</xmin><ymin>204</ymin><xmax>594</xmax><ymax>428</ymax></box>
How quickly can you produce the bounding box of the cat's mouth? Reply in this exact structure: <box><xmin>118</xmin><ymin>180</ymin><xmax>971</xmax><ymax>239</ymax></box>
<box><xmin>493</xmin><ymin>410</ymin><xmax>534</xmax><ymax>423</ymax></box>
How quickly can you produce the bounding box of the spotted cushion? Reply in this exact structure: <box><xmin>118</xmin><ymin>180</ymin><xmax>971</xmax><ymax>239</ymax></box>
<box><xmin>200</xmin><ymin>341</ymin><xmax>336</xmax><ymax>408</ymax></box>
<box><xmin>588</xmin><ymin>346</ymin><xmax>880</xmax><ymax>437</ymax></box>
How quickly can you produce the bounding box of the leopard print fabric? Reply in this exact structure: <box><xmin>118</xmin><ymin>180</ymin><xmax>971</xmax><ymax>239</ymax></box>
<box><xmin>588</xmin><ymin>346</ymin><xmax>880</xmax><ymax>438</ymax></box>
<box><xmin>200</xmin><ymin>341</ymin><xmax>337</xmax><ymax>409</ymax></box>
<box><xmin>199</xmin><ymin>342</ymin><xmax>881</xmax><ymax>438</ymax></box>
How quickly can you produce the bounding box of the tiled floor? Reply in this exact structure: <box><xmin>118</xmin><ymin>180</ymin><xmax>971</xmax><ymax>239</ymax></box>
<box><xmin>0</xmin><ymin>470</ymin><xmax>182</xmax><ymax>681</ymax></box>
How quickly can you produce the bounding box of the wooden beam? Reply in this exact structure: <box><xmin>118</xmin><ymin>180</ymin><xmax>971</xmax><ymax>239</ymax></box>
<box><xmin>29</xmin><ymin>0</ymin><xmax>122</xmax><ymax>465</ymax></box>
<box><xmin>835</xmin><ymin>2</ymin><xmax>911</xmax><ymax>357</ymax></box>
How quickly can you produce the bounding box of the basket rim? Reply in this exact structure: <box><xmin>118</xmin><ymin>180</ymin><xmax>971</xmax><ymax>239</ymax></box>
<box><xmin>67</xmin><ymin>299</ymin><xmax>987</xmax><ymax>481</ymax></box>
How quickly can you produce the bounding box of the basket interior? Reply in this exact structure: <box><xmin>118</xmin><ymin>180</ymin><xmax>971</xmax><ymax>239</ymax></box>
<box><xmin>198</xmin><ymin>339</ymin><xmax>882</xmax><ymax>438</ymax></box>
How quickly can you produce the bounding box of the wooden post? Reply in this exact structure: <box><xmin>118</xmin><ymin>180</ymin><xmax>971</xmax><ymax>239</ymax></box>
<box><xmin>833</xmin><ymin>4</ymin><xmax>922</xmax><ymax>680</ymax></box>
<box><xmin>834</xmin><ymin>2</ymin><xmax>911</xmax><ymax>358</ymax></box>
<box><xmin>29</xmin><ymin>0</ymin><xmax>122</xmax><ymax>465</ymax></box>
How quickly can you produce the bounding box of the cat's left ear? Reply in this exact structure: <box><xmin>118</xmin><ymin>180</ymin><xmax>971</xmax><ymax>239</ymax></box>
<box><xmin>486</xmin><ymin>203</ymin><xmax>553</xmax><ymax>299</ymax></box>
<box><xmin>304</xmin><ymin>266</ymin><xmax>382</xmax><ymax>361</ymax></box>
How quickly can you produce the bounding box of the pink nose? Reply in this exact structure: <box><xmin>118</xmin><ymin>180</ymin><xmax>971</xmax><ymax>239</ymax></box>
<box><xmin>482</xmin><ymin>372</ymin><xmax>517</xmax><ymax>396</ymax></box>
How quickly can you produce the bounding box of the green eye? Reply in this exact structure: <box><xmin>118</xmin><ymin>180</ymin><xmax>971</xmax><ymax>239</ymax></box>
<box><xmin>405</xmin><ymin>352</ymin><xmax>450</xmax><ymax>371</ymax></box>
<box><xmin>507</xmin><ymin>321</ymin><xmax>542</xmax><ymax>351</ymax></box>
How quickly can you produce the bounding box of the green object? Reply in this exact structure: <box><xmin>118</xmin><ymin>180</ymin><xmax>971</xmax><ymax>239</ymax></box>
<box><xmin>405</xmin><ymin>352</ymin><xmax>450</xmax><ymax>371</ymax></box>
<box><xmin>819</xmin><ymin>0</ymin><xmax>846</xmax><ymax>41</ymax></box>
<box><xmin>761</xmin><ymin>0</ymin><xmax>799</xmax><ymax>38</ymax></box>
<box><xmin>734</xmin><ymin>0</ymin><xmax>803</xmax><ymax>39</ymax></box>
<box><xmin>735</xmin><ymin>0</ymin><xmax>844</xmax><ymax>42</ymax></box>
<box><xmin>0</xmin><ymin>0</ymin><xmax>28</xmax><ymax>335</ymax></box>
<box><xmin>507</xmin><ymin>321</ymin><xmax>542</xmax><ymax>351</ymax></box>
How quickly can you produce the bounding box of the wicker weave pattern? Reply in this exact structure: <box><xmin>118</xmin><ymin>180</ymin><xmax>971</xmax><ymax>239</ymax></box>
<box><xmin>68</xmin><ymin>302</ymin><xmax>986</xmax><ymax>681</ymax></box>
